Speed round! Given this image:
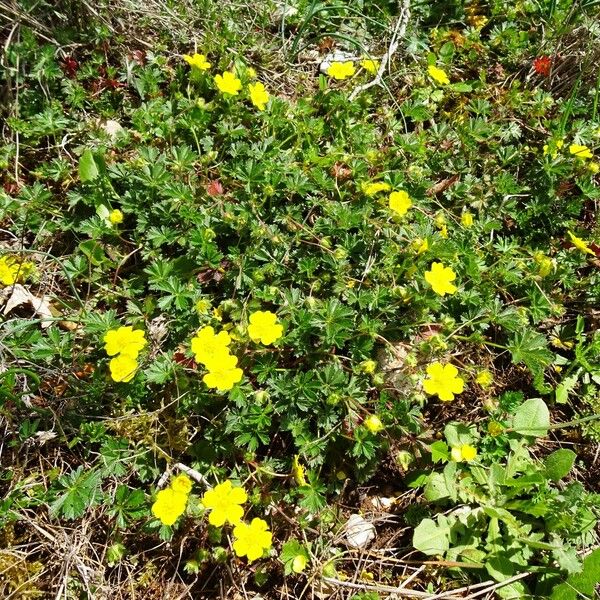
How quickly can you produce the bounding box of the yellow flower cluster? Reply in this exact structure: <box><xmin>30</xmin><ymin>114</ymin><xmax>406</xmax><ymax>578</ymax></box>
<box><xmin>327</xmin><ymin>56</ymin><xmax>380</xmax><ymax>80</ymax></box>
<box><xmin>190</xmin><ymin>311</ymin><xmax>282</xmax><ymax>393</ymax></box>
<box><xmin>201</xmin><ymin>481</ymin><xmax>272</xmax><ymax>562</ymax></box>
<box><xmin>103</xmin><ymin>325</ymin><xmax>147</xmax><ymax>382</ymax></box>
<box><xmin>182</xmin><ymin>52</ymin><xmax>270</xmax><ymax>111</ymax></box>
<box><xmin>0</xmin><ymin>255</ymin><xmax>34</xmax><ymax>286</ymax></box>
<box><xmin>191</xmin><ymin>326</ymin><xmax>243</xmax><ymax>392</ymax></box>
<box><xmin>151</xmin><ymin>474</ymin><xmax>193</xmax><ymax>526</ymax></box>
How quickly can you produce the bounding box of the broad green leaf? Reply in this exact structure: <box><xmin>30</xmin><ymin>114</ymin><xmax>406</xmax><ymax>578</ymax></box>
<box><xmin>79</xmin><ymin>148</ymin><xmax>99</xmax><ymax>182</ymax></box>
<box><xmin>412</xmin><ymin>518</ymin><xmax>450</xmax><ymax>556</ymax></box>
<box><xmin>544</xmin><ymin>449</ymin><xmax>576</xmax><ymax>482</ymax></box>
<box><xmin>551</xmin><ymin>548</ymin><xmax>600</xmax><ymax>599</ymax></box>
<box><xmin>430</xmin><ymin>440</ymin><xmax>449</xmax><ymax>463</ymax></box>
<box><xmin>512</xmin><ymin>398</ymin><xmax>550</xmax><ymax>438</ymax></box>
<box><xmin>424</xmin><ymin>472</ymin><xmax>452</xmax><ymax>501</ymax></box>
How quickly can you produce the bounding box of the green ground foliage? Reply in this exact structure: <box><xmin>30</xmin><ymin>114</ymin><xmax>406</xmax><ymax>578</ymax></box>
<box><xmin>1</xmin><ymin>0</ymin><xmax>600</xmax><ymax>597</ymax></box>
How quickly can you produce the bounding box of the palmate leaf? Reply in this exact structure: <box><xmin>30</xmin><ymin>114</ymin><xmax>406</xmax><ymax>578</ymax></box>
<box><xmin>507</xmin><ymin>330</ymin><xmax>554</xmax><ymax>393</ymax></box>
<box><xmin>49</xmin><ymin>466</ymin><xmax>103</xmax><ymax>520</ymax></box>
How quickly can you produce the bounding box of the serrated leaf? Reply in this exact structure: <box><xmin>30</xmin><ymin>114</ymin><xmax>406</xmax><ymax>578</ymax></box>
<box><xmin>544</xmin><ymin>449</ymin><xmax>576</xmax><ymax>482</ymax></box>
<box><xmin>551</xmin><ymin>548</ymin><xmax>600</xmax><ymax>599</ymax></box>
<box><xmin>552</xmin><ymin>546</ymin><xmax>582</xmax><ymax>575</ymax></box>
<box><xmin>507</xmin><ymin>330</ymin><xmax>554</xmax><ymax>388</ymax></box>
<box><xmin>430</xmin><ymin>440</ymin><xmax>449</xmax><ymax>463</ymax></box>
<box><xmin>49</xmin><ymin>467</ymin><xmax>103</xmax><ymax>520</ymax></box>
<box><xmin>512</xmin><ymin>398</ymin><xmax>550</xmax><ymax>438</ymax></box>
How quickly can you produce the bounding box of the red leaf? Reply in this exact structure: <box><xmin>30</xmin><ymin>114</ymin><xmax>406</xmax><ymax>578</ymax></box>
<box><xmin>533</xmin><ymin>56</ymin><xmax>552</xmax><ymax>77</ymax></box>
<box><xmin>206</xmin><ymin>180</ymin><xmax>224</xmax><ymax>196</ymax></box>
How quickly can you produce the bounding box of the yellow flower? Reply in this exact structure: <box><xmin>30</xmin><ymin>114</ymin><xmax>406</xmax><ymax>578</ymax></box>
<box><xmin>151</xmin><ymin>488</ymin><xmax>188</xmax><ymax>526</ymax></box>
<box><xmin>248</xmin><ymin>82</ymin><xmax>269</xmax><ymax>111</ymax></box>
<box><xmin>214</xmin><ymin>71</ymin><xmax>242</xmax><ymax>95</ymax></box>
<box><xmin>327</xmin><ymin>61</ymin><xmax>355</xmax><ymax>80</ymax></box>
<box><xmin>451</xmin><ymin>444</ymin><xmax>477</xmax><ymax>462</ymax></box>
<box><xmin>292</xmin><ymin>554</ymin><xmax>308</xmax><ymax>573</ymax></box>
<box><xmin>195</xmin><ymin>298</ymin><xmax>211</xmax><ymax>314</ymax></box>
<box><xmin>0</xmin><ymin>256</ymin><xmax>34</xmax><ymax>286</ymax></box>
<box><xmin>201</xmin><ymin>480</ymin><xmax>247</xmax><ymax>527</ymax></box>
<box><xmin>170</xmin><ymin>474</ymin><xmax>193</xmax><ymax>495</ymax></box>
<box><xmin>534</xmin><ymin>252</ymin><xmax>555</xmax><ymax>277</ymax></box>
<box><xmin>569</xmin><ymin>144</ymin><xmax>593</xmax><ymax>159</ymax></box>
<box><xmin>543</xmin><ymin>139</ymin><xmax>564</xmax><ymax>159</ymax></box>
<box><xmin>191</xmin><ymin>326</ymin><xmax>231</xmax><ymax>366</ymax></box>
<box><xmin>412</xmin><ymin>238</ymin><xmax>429</xmax><ymax>255</ymax></box>
<box><xmin>103</xmin><ymin>326</ymin><xmax>147</xmax><ymax>358</ymax></box>
<box><xmin>292</xmin><ymin>455</ymin><xmax>307</xmax><ymax>486</ymax></box>
<box><xmin>360</xmin><ymin>360</ymin><xmax>377</xmax><ymax>374</ymax></box>
<box><xmin>424</xmin><ymin>262</ymin><xmax>457</xmax><ymax>296</ymax></box>
<box><xmin>363</xmin><ymin>181</ymin><xmax>391</xmax><ymax>196</ymax></box>
<box><xmin>461</xmin><ymin>212</ymin><xmax>474</xmax><ymax>227</ymax></box>
<box><xmin>388</xmin><ymin>190</ymin><xmax>412</xmax><ymax>216</ymax></box>
<box><xmin>202</xmin><ymin>353</ymin><xmax>243</xmax><ymax>392</ymax></box>
<box><xmin>550</xmin><ymin>336</ymin><xmax>574</xmax><ymax>350</ymax></box>
<box><xmin>232</xmin><ymin>518</ymin><xmax>272</xmax><ymax>562</ymax></box>
<box><xmin>247</xmin><ymin>310</ymin><xmax>283</xmax><ymax>345</ymax></box>
<box><xmin>475</xmin><ymin>369</ymin><xmax>493</xmax><ymax>388</ymax></box>
<box><xmin>108</xmin><ymin>209</ymin><xmax>124</xmax><ymax>225</ymax></box>
<box><xmin>567</xmin><ymin>231</ymin><xmax>595</xmax><ymax>255</ymax></box>
<box><xmin>428</xmin><ymin>64</ymin><xmax>450</xmax><ymax>85</ymax></box>
<box><xmin>364</xmin><ymin>415</ymin><xmax>384</xmax><ymax>433</ymax></box>
<box><xmin>360</xmin><ymin>58</ymin><xmax>379</xmax><ymax>74</ymax></box>
<box><xmin>588</xmin><ymin>161</ymin><xmax>600</xmax><ymax>174</ymax></box>
<box><xmin>423</xmin><ymin>362</ymin><xmax>464</xmax><ymax>402</ymax></box>
<box><xmin>109</xmin><ymin>354</ymin><xmax>138</xmax><ymax>383</ymax></box>
<box><xmin>183</xmin><ymin>53</ymin><xmax>211</xmax><ymax>71</ymax></box>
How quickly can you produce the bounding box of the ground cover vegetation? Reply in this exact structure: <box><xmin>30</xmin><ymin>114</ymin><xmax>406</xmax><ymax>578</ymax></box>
<box><xmin>1</xmin><ymin>0</ymin><xmax>600</xmax><ymax>597</ymax></box>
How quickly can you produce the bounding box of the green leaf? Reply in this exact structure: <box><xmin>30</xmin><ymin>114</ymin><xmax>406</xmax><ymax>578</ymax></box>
<box><xmin>49</xmin><ymin>467</ymin><xmax>103</xmax><ymax>520</ymax></box>
<box><xmin>551</xmin><ymin>548</ymin><xmax>600</xmax><ymax>599</ymax></box>
<box><xmin>544</xmin><ymin>449</ymin><xmax>576</xmax><ymax>482</ymax></box>
<box><xmin>79</xmin><ymin>240</ymin><xmax>106</xmax><ymax>266</ymax></box>
<box><xmin>412</xmin><ymin>517</ymin><xmax>450</xmax><ymax>556</ymax></box>
<box><xmin>507</xmin><ymin>330</ymin><xmax>554</xmax><ymax>391</ymax></box>
<box><xmin>552</xmin><ymin>546</ymin><xmax>582</xmax><ymax>575</ymax></box>
<box><xmin>430</xmin><ymin>440</ymin><xmax>449</xmax><ymax>463</ymax></box>
<box><xmin>512</xmin><ymin>398</ymin><xmax>550</xmax><ymax>438</ymax></box>
<box><xmin>280</xmin><ymin>539</ymin><xmax>310</xmax><ymax>575</ymax></box>
<box><xmin>555</xmin><ymin>373</ymin><xmax>579</xmax><ymax>404</ymax></box>
<box><xmin>424</xmin><ymin>472</ymin><xmax>452</xmax><ymax>501</ymax></box>
<box><xmin>79</xmin><ymin>149</ymin><xmax>99</xmax><ymax>182</ymax></box>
